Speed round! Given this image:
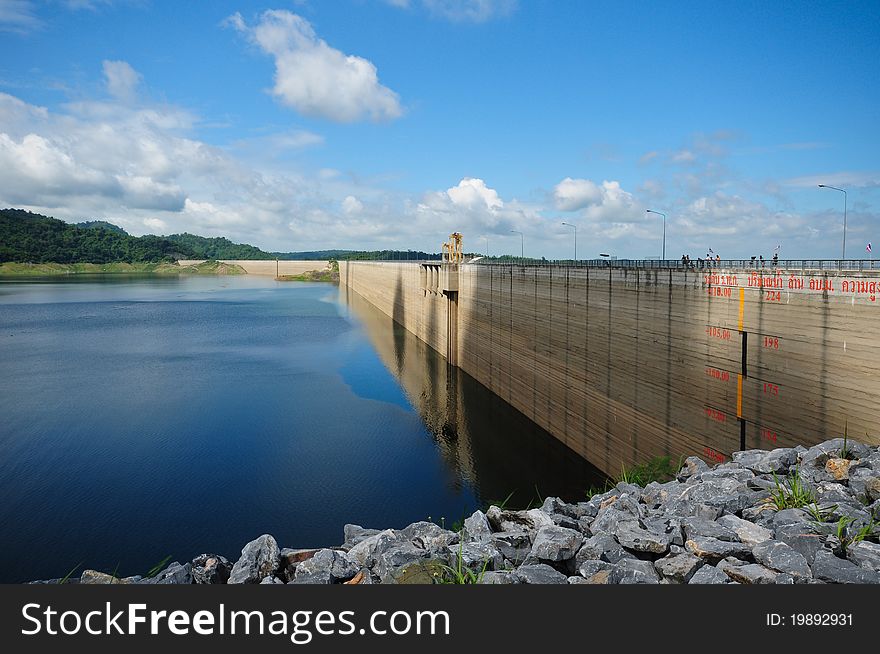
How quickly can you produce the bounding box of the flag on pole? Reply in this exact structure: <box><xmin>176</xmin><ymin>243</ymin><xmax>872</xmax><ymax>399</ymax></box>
<box><xmin>868</xmin><ymin>243</ymin><xmax>873</xmax><ymax>253</ymax></box>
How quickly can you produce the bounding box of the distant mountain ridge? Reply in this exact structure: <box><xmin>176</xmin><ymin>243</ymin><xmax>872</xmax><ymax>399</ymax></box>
<box><xmin>0</xmin><ymin>209</ymin><xmax>275</xmax><ymax>263</ymax></box>
<box><xmin>0</xmin><ymin>208</ymin><xmax>440</xmax><ymax>263</ymax></box>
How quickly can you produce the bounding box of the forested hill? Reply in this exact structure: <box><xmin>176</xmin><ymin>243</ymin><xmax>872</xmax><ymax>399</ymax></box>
<box><xmin>164</xmin><ymin>233</ymin><xmax>273</xmax><ymax>260</ymax></box>
<box><xmin>0</xmin><ymin>209</ymin><xmax>273</xmax><ymax>263</ymax></box>
<box><xmin>0</xmin><ymin>208</ymin><xmax>441</xmax><ymax>263</ymax></box>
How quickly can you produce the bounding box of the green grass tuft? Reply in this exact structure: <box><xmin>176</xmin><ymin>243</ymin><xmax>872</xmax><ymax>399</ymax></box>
<box><xmin>144</xmin><ymin>555</ymin><xmax>173</xmax><ymax>579</ymax></box>
<box><xmin>437</xmin><ymin>538</ymin><xmax>489</xmax><ymax>584</ymax></box>
<box><xmin>767</xmin><ymin>467</ymin><xmax>815</xmax><ymax>509</ymax></box>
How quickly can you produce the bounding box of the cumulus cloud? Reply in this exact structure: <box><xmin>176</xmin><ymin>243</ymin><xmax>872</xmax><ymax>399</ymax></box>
<box><xmin>553</xmin><ymin>177</ymin><xmax>603</xmax><ymax>211</ymax></box>
<box><xmin>342</xmin><ymin>195</ymin><xmax>363</xmax><ymax>214</ymax></box>
<box><xmin>553</xmin><ymin>177</ymin><xmax>642</xmax><ymax>222</ymax></box>
<box><xmin>102</xmin><ymin>60</ymin><xmax>142</xmax><ymax>102</ymax></box>
<box><xmin>0</xmin><ymin>78</ymin><xmax>414</xmax><ymax>252</ymax></box>
<box><xmin>227</xmin><ymin>10</ymin><xmax>402</xmax><ymax>123</ymax></box>
<box><xmin>446</xmin><ymin>177</ymin><xmax>503</xmax><ymax>212</ymax></box>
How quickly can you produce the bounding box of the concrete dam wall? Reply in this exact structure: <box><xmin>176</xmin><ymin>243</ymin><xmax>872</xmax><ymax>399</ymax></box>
<box><xmin>340</xmin><ymin>260</ymin><xmax>880</xmax><ymax>477</ymax></box>
<box><xmin>178</xmin><ymin>260</ymin><xmax>329</xmax><ymax>276</ymax></box>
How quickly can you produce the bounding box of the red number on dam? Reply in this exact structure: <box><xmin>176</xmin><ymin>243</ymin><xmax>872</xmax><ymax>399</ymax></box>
<box><xmin>706</xmin><ymin>326</ymin><xmax>732</xmax><ymax>340</ymax></box>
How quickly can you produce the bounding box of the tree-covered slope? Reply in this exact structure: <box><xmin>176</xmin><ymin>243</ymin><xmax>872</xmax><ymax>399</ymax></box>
<box><xmin>0</xmin><ymin>209</ymin><xmax>274</xmax><ymax>263</ymax></box>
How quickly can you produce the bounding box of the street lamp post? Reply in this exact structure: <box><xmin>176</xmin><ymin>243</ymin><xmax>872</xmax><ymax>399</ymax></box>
<box><xmin>510</xmin><ymin>230</ymin><xmax>523</xmax><ymax>263</ymax></box>
<box><xmin>646</xmin><ymin>209</ymin><xmax>667</xmax><ymax>260</ymax></box>
<box><xmin>818</xmin><ymin>185</ymin><xmax>848</xmax><ymax>259</ymax></box>
<box><xmin>561</xmin><ymin>222</ymin><xmax>577</xmax><ymax>262</ymax></box>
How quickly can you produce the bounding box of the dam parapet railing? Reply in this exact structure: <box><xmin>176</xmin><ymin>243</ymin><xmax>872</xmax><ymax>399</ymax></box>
<box><xmin>344</xmin><ymin>258</ymin><xmax>880</xmax><ymax>273</ymax></box>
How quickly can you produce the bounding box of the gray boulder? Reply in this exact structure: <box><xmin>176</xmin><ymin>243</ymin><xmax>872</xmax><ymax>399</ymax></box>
<box><xmin>845</xmin><ymin>541</ymin><xmax>880</xmax><ymax>571</ymax></box>
<box><xmin>812</xmin><ymin>549</ymin><xmax>880</xmax><ymax>584</ymax></box>
<box><xmin>462</xmin><ymin>510</ymin><xmax>492</xmax><ymax>541</ymax></box>
<box><xmin>654</xmin><ymin>552</ymin><xmax>704</xmax><ymax>584</ymax></box>
<box><xmin>688</xmin><ymin>565</ymin><xmax>730</xmax><ymax>584</ymax></box>
<box><xmin>774</xmin><ymin>522</ymin><xmax>825</xmax><ymax>565</ymax></box>
<box><xmin>752</xmin><ymin>540</ymin><xmax>812</xmax><ymax>580</ymax></box>
<box><xmin>716</xmin><ymin>514</ymin><xmax>773</xmax><ymax>545</ymax></box>
<box><xmin>80</xmin><ymin>570</ymin><xmax>139</xmax><ymax>584</ymax></box>
<box><xmin>346</xmin><ymin>529</ymin><xmax>401</xmax><ymax>568</ymax></box>
<box><xmin>374</xmin><ymin>542</ymin><xmax>430</xmax><ymax>584</ymax></box>
<box><xmin>678</xmin><ymin>456</ymin><xmax>710</xmax><ymax>481</ymax></box>
<box><xmin>144</xmin><ymin>562</ymin><xmax>192</xmax><ymax>585</ymax></box>
<box><xmin>192</xmin><ymin>554</ymin><xmax>232</xmax><ymax>584</ymax></box>
<box><xmin>445</xmin><ymin>541</ymin><xmax>504</xmax><ymax>572</ymax></box>
<box><xmin>491</xmin><ymin>531</ymin><xmax>533</xmax><ymax>564</ymax></box>
<box><xmin>401</xmin><ymin>521</ymin><xmax>458</xmax><ymax>552</ymax></box>
<box><xmin>512</xmin><ymin>564</ymin><xmax>568</xmax><ymax>584</ymax></box>
<box><xmin>575</xmin><ymin>533</ymin><xmax>637</xmax><ymax>565</ymax></box>
<box><xmin>293</xmin><ymin>549</ymin><xmax>359</xmax><ymax>584</ymax></box>
<box><xmin>577</xmin><ymin>559</ymin><xmax>616</xmax><ymax>579</ymax></box>
<box><xmin>530</xmin><ymin>525</ymin><xmax>583</xmax><ymax>562</ymax></box>
<box><xmin>682</xmin><ymin>516</ymin><xmax>738</xmax><ymax>542</ymax></box>
<box><xmin>541</xmin><ymin>496</ymin><xmax>591</xmax><ymax>520</ymax></box>
<box><xmin>642</xmin><ymin>516</ymin><xmax>685</xmax><ymax>546</ymax></box>
<box><xmin>479</xmin><ymin>571</ymin><xmax>517</xmax><ymax>585</ymax></box>
<box><xmin>486</xmin><ymin>506</ymin><xmax>555</xmax><ymax>533</ymax></box>
<box><xmin>613</xmin><ymin>559</ymin><xmax>660</xmax><ymax>584</ymax></box>
<box><xmin>614</xmin><ymin>521</ymin><xmax>670</xmax><ymax>554</ymax></box>
<box><xmin>732</xmin><ymin>448</ymin><xmax>798</xmax><ymax>474</ymax></box>
<box><xmin>685</xmin><ymin>536</ymin><xmax>753</xmax><ymax>564</ymax></box>
<box><xmin>228</xmin><ymin>534</ymin><xmax>280</xmax><ymax>584</ymax></box>
<box><xmin>342</xmin><ymin>525</ymin><xmax>381</xmax><ymax>550</ymax></box>
<box><xmin>722</xmin><ymin>563</ymin><xmax>780</xmax><ymax>584</ymax></box>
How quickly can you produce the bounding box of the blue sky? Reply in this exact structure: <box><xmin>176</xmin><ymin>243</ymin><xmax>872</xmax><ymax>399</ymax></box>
<box><xmin>1</xmin><ymin>0</ymin><xmax>878</xmax><ymax>258</ymax></box>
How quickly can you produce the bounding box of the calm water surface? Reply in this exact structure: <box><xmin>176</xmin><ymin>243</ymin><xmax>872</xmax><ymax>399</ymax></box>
<box><xmin>0</xmin><ymin>275</ymin><xmax>603</xmax><ymax>582</ymax></box>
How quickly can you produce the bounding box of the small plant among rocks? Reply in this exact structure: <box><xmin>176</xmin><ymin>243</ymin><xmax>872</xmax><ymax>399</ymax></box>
<box><xmin>835</xmin><ymin>512</ymin><xmax>880</xmax><ymax>554</ymax></box>
<box><xmin>767</xmin><ymin>467</ymin><xmax>816</xmax><ymax>509</ymax></box>
<box><xmin>437</xmin><ymin>538</ymin><xmax>489</xmax><ymax>584</ymax></box>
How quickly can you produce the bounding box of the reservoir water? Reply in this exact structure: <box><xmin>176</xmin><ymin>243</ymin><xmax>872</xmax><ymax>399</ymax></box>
<box><xmin>0</xmin><ymin>275</ymin><xmax>604</xmax><ymax>582</ymax></box>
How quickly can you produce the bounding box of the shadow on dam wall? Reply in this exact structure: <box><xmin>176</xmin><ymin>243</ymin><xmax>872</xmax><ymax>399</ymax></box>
<box><xmin>341</xmin><ymin>260</ymin><xmax>880</xmax><ymax>478</ymax></box>
<box><xmin>342</xmin><ymin>286</ymin><xmax>608</xmax><ymax>507</ymax></box>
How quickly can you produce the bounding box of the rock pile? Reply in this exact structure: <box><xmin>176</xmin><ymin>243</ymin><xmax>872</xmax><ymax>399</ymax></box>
<box><xmin>37</xmin><ymin>439</ymin><xmax>880</xmax><ymax>584</ymax></box>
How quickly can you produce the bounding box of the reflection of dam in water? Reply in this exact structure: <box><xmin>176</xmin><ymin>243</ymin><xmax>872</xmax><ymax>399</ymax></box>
<box><xmin>341</xmin><ymin>288</ymin><xmax>607</xmax><ymax>507</ymax></box>
<box><xmin>340</xmin><ymin>260</ymin><xmax>880</xmax><ymax>478</ymax></box>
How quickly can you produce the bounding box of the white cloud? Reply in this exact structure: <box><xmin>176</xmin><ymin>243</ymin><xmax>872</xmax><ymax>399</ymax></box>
<box><xmin>0</xmin><ymin>132</ymin><xmax>116</xmax><ymax>200</ymax></box>
<box><xmin>553</xmin><ymin>177</ymin><xmax>602</xmax><ymax>211</ymax></box>
<box><xmin>143</xmin><ymin>217</ymin><xmax>167</xmax><ymax>232</ymax></box>
<box><xmin>116</xmin><ymin>175</ymin><xmax>185</xmax><ymax>211</ymax></box>
<box><xmin>102</xmin><ymin>60</ymin><xmax>142</xmax><ymax>103</ymax></box>
<box><xmin>422</xmin><ymin>0</ymin><xmax>516</xmax><ymax>22</ymax></box>
<box><xmin>446</xmin><ymin>177</ymin><xmax>503</xmax><ymax>211</ymax></box>
<box><xmin>228</xmin><ymin>10</ymin><xmax>402</xmax><ymax>123</ymax></box>
<box><xmin>342</xmin><ymin>195</ymin><xmax>363</xmax><ymax>214</ymax></box>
